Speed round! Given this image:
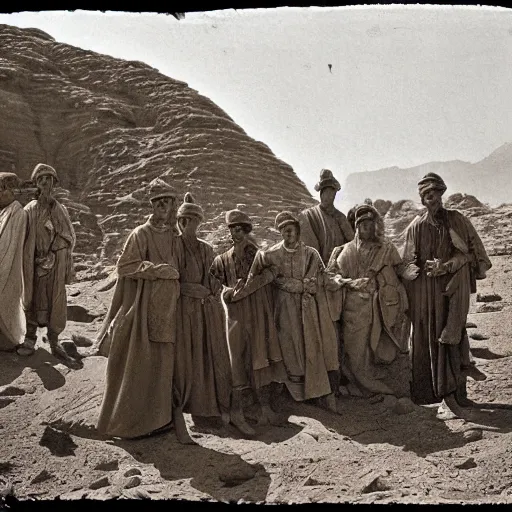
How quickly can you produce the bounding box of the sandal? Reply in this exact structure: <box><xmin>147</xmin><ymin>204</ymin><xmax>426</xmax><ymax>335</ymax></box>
<box><xmin>16</xmin><ymin>341</ymin><xmax>36</xmax><ymax>357</ymax></box>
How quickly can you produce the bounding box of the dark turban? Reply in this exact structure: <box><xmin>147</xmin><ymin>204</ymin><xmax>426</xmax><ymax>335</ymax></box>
<box><xmin>417</xmin><ymin>172</ymin><xmax>447</xmax><ymax>198</ymax></box>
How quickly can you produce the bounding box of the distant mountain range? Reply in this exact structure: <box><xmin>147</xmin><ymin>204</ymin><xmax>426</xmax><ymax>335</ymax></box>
<box><xmin>339</xmin><ymin>142</ymin><xmax>512</xmax><ymax>210</ymax></box>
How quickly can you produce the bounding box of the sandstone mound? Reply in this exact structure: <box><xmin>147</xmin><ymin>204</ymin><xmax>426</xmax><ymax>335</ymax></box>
<box><xmin>0</xmin><ymin>24</ymin><xmax>315</xmax><ymax>269</ymax></box>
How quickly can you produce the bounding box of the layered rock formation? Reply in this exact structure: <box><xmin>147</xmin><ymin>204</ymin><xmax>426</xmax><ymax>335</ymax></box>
<box><xmin>0</xmin><ymin>24</ymin><xmax>315</xmax><ymax>277</ymax></box>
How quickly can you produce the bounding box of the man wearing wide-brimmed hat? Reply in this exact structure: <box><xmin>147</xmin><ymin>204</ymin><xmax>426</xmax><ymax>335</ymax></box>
<box><xmin>233</xmin><ymin>210</ymin><xmax>339</xmax><ymax>410</ymax></box>
<box><xmin>298</xmin><ymin>168</ymin><xmax>354</xmax><ymax>266</ymax></box>
<box><xmin>96</xmin><ymin>177</ymin><xmax>191</xmax><ymax>442</ymax></box>
<box><xmin>0</xmin><ymin>172</ymin><xmax>28</xmax><ymax>352</ymax></box>
<box><xmin>402</xmin><ymin>172</ymin><xmax>491</xmax><ymax>420</ymax></box>
<box><xmin>328</xmin><ymin>201</ymin><xmax>416</xmax><ymax>399</ymax></box>
<box><xmin>172</xmin><ymin>192</ymin><xmax>232</xmax><ymax>430</ymax></box>
<box><xmin>210</xmin><ymin>209</ymin><xmax>285</xmax><ymax>436</ymax></box>
<box><xmin>17</xmin><ymin>164</ymin><xmax>76</xmax><ymax>363</ymax></box>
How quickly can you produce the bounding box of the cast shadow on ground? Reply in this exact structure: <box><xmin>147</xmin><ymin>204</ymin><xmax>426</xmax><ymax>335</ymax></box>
<box><xmin>0</xmin><ymin>348</ymin><xmax>79</xmax><ymax>391</ymax></box>
<box><xmin>115</xmin><ymin>432</ymin><xmax>272</xmax><ymax>503</ymax></box>
<box><xmin>281</xmin><ymin>393</ymin><xmax>512</xmax><ymax>458</ymax></box>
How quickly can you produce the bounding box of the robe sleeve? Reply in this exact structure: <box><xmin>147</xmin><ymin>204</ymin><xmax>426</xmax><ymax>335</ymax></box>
<box><xmin>338</xmin><ymin>213</ymin><xmax>355</xmax><ymax>243</ymax></box>
<box><xmin>117</xmin><ymin>228</ymin><xmax>177</xmax><ymax>280</ymax></box>
<box><xmin>401</xmin><ymin>217</ymin><xmax>420</xmax><ymax>267</ymax></box>
<box><xmin>461</xmin><ymin>214</ymin><xmax>492</xmax><ymax>278</ymax></box>
<box><xmin>22</xmin><ymin>204</ymin><xmax>36</xmax><ymax>310</ymax></box>
<box><xmin>205</xmin><ymin>245</ymin><xmax>222</xmax><ymax>296</ymax></box>
<box><xmin>209</xmin><ymin>255</ymin><xmax>227</xmax><ymax>287</ymax></box>
<box><xmin>231</xmin><ymin>250</ymin><xmax>275</xmax><ymax>301</ymax></box>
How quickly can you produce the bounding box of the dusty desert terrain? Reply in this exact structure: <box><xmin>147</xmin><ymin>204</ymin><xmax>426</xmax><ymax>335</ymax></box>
<box><xmin>1</xmin><ymin>254</ymin><xmax>512</xmax><ymax>505</ymax></box>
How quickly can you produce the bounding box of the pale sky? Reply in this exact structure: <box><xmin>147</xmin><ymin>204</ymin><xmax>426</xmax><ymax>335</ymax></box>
<box><xmin>1</xmin><ymin>7</ymin><xmax>512</xmax><ymax>202</ymax></box>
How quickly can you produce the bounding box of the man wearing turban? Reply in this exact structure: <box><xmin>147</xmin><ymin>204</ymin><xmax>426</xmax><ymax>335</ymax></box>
<box><xmin>173</xmin><ymin>192</ymin><xmax>232</xmax><ymax>431</ymax></box>
<box><xmin>0</xmin><ymin>173</ymin><xmax>27</xmax><ymax>352</ymax></box>
<box><xmin>402</xmin><ymin>172</ymin><xmax>491</xmax><ymax>420</ymax></box>
<box><xmin>96</xmin><ymin>178</ymin><xmax>189</xmax><ymax>441</ymax></box>
<box><xmin>17</xmin><ymin>164</ymin><xmax>76</xmax><ymax>361</ymax></box>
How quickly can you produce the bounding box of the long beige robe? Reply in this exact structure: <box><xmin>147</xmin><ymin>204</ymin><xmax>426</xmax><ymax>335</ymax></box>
<box><xmin>210</xmin><ymin>240</ymin><xmax>284</xmax><ymax>390</ymax></box>
<box><xmin>96</xmin><ymin>219</ymin><xmax>182</xmax><ymax>438</ymax></box>
<box><xmin>0</xmin><ymin>201</ymin><xmax>27</xmax><ymax>349</ymax></box>
<box><xmin>402</xmin><ymin>208</ymin><xmax>492</xmax><ymax>404</ymax></box>
<box><xmin>22</xmin><ymin>198</ymin><xmax>76</xmax><ymax>335</ymax></box>
<box><xmin>242</xmin><ymin>241</ymin><xmax>339</xmax><ymax>401</ymax></box>
<box><xmin>334</xmin><ymin>237</ymin><xmax>410</xmax><ymax>396</ymax></box>
<box><xmin>173</xmin><ymin>236</ymin><xmax>232</xmax><ymax>417</ymax></box>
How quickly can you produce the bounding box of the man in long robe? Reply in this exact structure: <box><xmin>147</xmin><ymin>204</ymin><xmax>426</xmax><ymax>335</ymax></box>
<box><xmin>210</xmin><ymin>209</ymin><xmax>286</xmax><ymax>437</ymax></box>
<box><xmin>298</xmin><ymin>168</ymin><xmax>354</xmax><ymax>266</ymax></box>
<box><xmin>0</xmin><ymin>173</ymin><xmax>27</xmax><ymax>352</ymax></box>
<box><xmin>173</xmin><ymin>192</ymin><xmax>232</xmax><ymax>427</ymax></box>
<box><xmin>95</xmin><ymin>178</ymin><xmax>189</xmax><ymax>441</ymax></box>
<box><xmin>328</xmin><ymin>203</ymin><xmax>416</xmax><ymax>397</ymax></box>
<box><xmin>17</xmin><ymin>164</ymin><xmax>76</xmax><ymax>362</ymax></box>
<box><xmin>402</xmin><ymin>172</ymin><xmax>491</xmax><ymax>420</ymax></box>
<box><xmin>233</xmin><ymin>211</ymin><xmax>339</xmax><ymax>410</ymax></box>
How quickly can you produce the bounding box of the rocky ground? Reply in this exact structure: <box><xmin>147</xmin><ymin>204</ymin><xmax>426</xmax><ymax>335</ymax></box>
<box><xmin>1</xmin><ymin>254</ymin><xmax>512</xmax><ymax>505</ymax></box>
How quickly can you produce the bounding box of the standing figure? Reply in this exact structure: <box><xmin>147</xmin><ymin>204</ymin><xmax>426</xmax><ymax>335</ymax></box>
<box><xmin>17</xmin><ymin>164</ymin><xmax>76</xmax><ymax>360</ymax></box>
<box><xmin>234</xmin><ymin>212</ymin><xmax>339</xmax><ymax>409</ymax></box>
<box><xmin>173</xmin><ymin>192</ymin><xmax>232</xmax><ymax>428</ymax></box>
<box><xmin>0</xmin><ymin>173</ymin><xmax>27</xmax><ymax>352</ymax></box>
<box><xmin>328</xmin><ymin>203</ymin><xmax>415</xmax><ymax>397</ymax></box>
<box><xmin>298</xmin><ymin>168</ymin><xmax>354</xmax><ymax>266</ymax></box>
<box><xmin>402</xmin><ymin>172</ymin><xmax>491</xmax><ymax>419</ymax></box>
<box><xmin>96</xmin><ymin>178</ymin><xmax>188</xmax><ymax>441</ymax></box>
<box><xmin>210</xmin><ymin>209</ymin><xmax>285</xmax><ymax>437</ymax></box>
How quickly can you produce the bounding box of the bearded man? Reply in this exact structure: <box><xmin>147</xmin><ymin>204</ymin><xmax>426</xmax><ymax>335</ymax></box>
<box><xmin>0</xmin><ymin>173</ymin><xmax>27</xmax><ymax>352</ymax></box>
<box><xmin>402</xmin><ymin>172</ymin><xmax>491</xmax><ymax>420</ymax></box>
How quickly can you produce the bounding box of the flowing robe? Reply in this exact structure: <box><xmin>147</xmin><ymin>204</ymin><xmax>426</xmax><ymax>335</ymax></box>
<box><xmin>96</xmin><ymin>219</ymin><xmax>182</xmax><ymax>438</ymax></box>
<box><xmin>239</xmin><ymin>241</ymin><xmax>339</xmax><ymax>401</ymax></box>
<box><xmin>173</xmin><ymin>236</ymin><xmax>232</xmax><ymax>417</ymax></box>
<box><xmin>22</xmin><ymin>198</ymin><xmax>76</xmax><ymax>336</ymax></box>
<box><xmin>333</xmin><ymin>237</ymin><xmax>410</xmax><ymax>395</ymax></box>
<box><xmin>209</xmin><ymin>240</ymin><xmax>284</xmax><ymax>390</ymax></box>
<box><xmin>402</xmin><ymin>208</ymin><xmax>491</xmax><ymax>404</ymax></box>
<box><xmin>0</xmin><ymin>201</ymin><xmax>27</xmax><ymax>350</ymax></box>
<box><xmin>298</xmin><ymin>204</ymin><xmax>354</xmax><ymax>265</ymax></box>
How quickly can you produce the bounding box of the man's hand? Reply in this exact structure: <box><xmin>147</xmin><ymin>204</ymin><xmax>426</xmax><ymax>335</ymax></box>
<box><xmin>222</xmin><ymin>287</ymin><xmax>235</xmax><ymax>303</ymax></box>
<box><xmin>402</xmin><ymin>263</ymin><xmax>420</xmax><ymax>281</ymax></box>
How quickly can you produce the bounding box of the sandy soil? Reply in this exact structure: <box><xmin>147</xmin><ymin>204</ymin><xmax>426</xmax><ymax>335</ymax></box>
<box><xmin>1</xmin><ymin>255</ymin><xmax>512</xmax><ymax>504</ymax></box>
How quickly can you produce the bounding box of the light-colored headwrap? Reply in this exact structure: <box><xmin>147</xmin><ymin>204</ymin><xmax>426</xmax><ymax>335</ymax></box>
<box><xmin>177</xmin><ymin>192</ymin><xmax>204</xmax><ymax>220</ymax></box>
<box><xmin>147</xmin><ymin>177</ymin><xmax>177</xmax><ymax>203</ymax></box>
<box><xmin>31</xmin><ymin>163</ymin><xmax>59</xmax><ymax>184</ymax></box>
<box><xmin>0</xmin><ymin>172</ymin><xmax>21</xmax><ymax>190</ymax></box>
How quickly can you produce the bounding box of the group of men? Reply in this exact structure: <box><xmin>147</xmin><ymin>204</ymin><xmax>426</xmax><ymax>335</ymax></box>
<box><xmin>0</xmin><ymin>163</ymin><xmax>492</xmax><ymax>442</ymax></box>
<box><xmin>92</xmin><ymin>167</ymin><xmax>492</xmax><ymax>443</ymax></box>
<box><xmin>0</xmin><ymin>164</ymin><xmax>77</xmax><ymax>365</ymax></box>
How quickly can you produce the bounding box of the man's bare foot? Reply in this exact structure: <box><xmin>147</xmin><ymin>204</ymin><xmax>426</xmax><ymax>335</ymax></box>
<box><xmin>437</xmin><ymin>394</ymin><xmax>467</xmax><ymax>421</ymax></box>
<box><xmin>174</xmin><ymin>408</ymin><xmax>195</xmax><ymax>445</ymax></box>
<box><xmin>230</xmin><ymin>410</ymin><xmax>256</xmax><ymax>437</ymax></box>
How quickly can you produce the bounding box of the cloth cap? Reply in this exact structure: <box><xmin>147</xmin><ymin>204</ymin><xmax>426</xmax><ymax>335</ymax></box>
<box><xmin>0</xmin><ymin>172</ymin><xmax>21</xmax><ymax>190</ymax></box>
<box><xmin>355</xmin><ymin>203</ymin><xmax>380</xmax><ymax>227</ymax></box>
<box><xmin>275</xmin><ymin>211</ymin><xmax>300</xmax><ymax>231</ymax></box>
<box><xmin>31</xmin><ymin>163</ymin><xmax>59</xmax><ymax>184</ymax></box>
<box><xmin>314</xmin><ymin>168</ymin><xmax>341</xmax><ymax>192</ymax></box>
<box><xmin>177</xmin><ymin>192</ymin><xmax>204</xmax><ymax>220</ymax></box>
<box><xmin>225</xmin><ymin>209</ymin><xmax>252</xmax><ymax>228</ymax></box>
<box><xmin>148</xmin><ymin>177</ymin><xmax>177</xmax><ymax>202</ymax></box>
<box><xmin>417</xmin><ymin>172</ymin><xmax>447</xmax><ymax>197</ymax></box>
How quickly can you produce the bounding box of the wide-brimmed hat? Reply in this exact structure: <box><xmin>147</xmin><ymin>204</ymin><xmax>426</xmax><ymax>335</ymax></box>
<box><xmin>417</xmin><ymin>172</ymin><xmax>447</xmax><ymax>197</ymax></box>
<box><xmin>314</xmin><ymin>168</ymin><xmax>341</xmax><ymax>193</ymax></box>
<box><xmin>147</xmin><ymin>177</ymin><xmax>177</xmax><ymax>202</ymax></box>
<box><xmin>177</xmin><ymin>192</ymin><xmax>204</xmax><ymax>220</ymax></box>
<box><xmin>275</xmin><ymin>211</ymin><xmax>300</xmax><ymax>231</ymax></box>
<box><xmin>31</xmin><ymin>163</ymin><xmax>59</xmax><ymax>184</ymax></box>
<box><xmin>225</xmin><ymin>209</ymin><xmax>252</xmax><ymax>228</ymax></box>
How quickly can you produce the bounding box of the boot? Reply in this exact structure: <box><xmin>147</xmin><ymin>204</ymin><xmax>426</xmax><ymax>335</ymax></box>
<box><xmin>47</xmin><ymin>331</ymin><xmax>81</xmax><ymax>369</ymax></box>
<box><xmin>230</xmin><ymin>388</ymin><xmax>256</xmax><ymax>437</ymax></box>
<box><xmin>174</xmin><ymin>407</ymin><xmax>195</xmax><ymax>445</ymax></box>
<box><xmin>16</xmin><ymin>322</ymin><xmax>38</xmax><ymax>356</ymax></box>
<box><xmin>256</xmin><ymin>386</ymin><xmax>288</xmax><ymax>426</ymax></box>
